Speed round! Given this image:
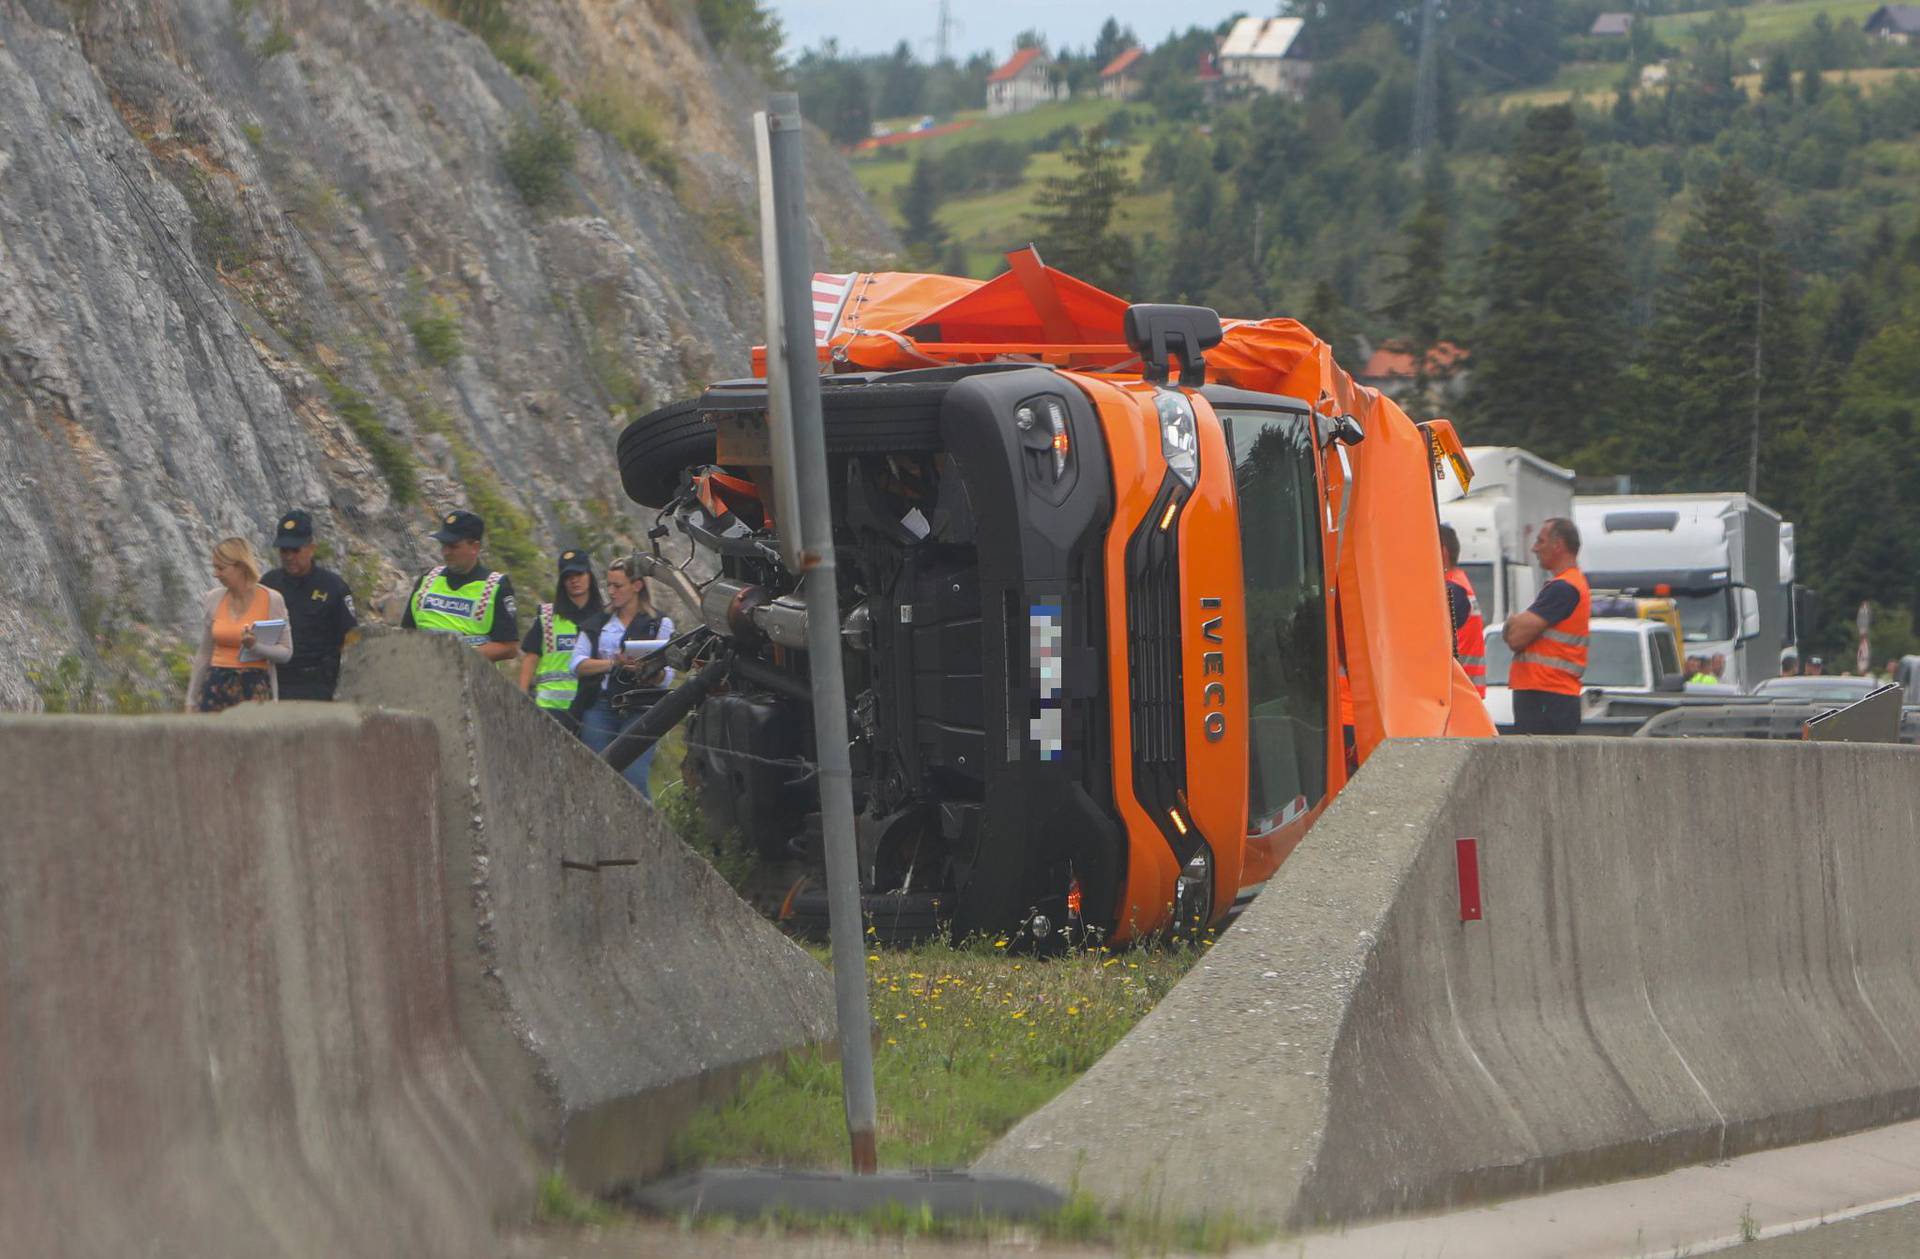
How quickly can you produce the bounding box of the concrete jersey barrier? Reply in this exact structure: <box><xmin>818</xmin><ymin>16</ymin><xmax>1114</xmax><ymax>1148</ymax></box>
<box><xmin>0</xmin><ymin>706</ymin><xmax>525</xmax><ymax>1259</ymax></box>
<box><xmin>337</xmin><ymin>631</ymin><xmax>837</xmax><ymax>1190</ymax></box>
<box><xmin>980</xmin><ymin>737</ymin><xmax>1920</xmax><ymax>1229</ymax></box>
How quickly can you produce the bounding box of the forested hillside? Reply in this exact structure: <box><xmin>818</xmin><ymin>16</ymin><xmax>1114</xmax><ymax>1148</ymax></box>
<box><xmin>798</xmin><ymin>0</ymin><xmax>1920</xmax><ymax>660</ymax></box>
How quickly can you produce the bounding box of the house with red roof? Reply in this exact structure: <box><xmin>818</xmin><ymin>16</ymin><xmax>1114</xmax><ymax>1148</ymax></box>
<box><xmin>1098</xmin><ymin>46</ymin><xmax>1145</xmax><ymax>101</ymax></box>
<box><xmin>1359</xmin><ymin>339</ymin><xmax>1472</xmax><ymax>405</ymax></box>
<box><xmin>987</xmin><ymin>45</ymin><xmax>1064</xmax><ymax>116</ymax></box>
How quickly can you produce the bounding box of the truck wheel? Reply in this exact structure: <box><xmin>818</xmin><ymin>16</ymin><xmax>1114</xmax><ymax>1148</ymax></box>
<box><xmin>618</xmin><ymin>383</ymin><xmax>950</xmax><ymax>508</ymax></box>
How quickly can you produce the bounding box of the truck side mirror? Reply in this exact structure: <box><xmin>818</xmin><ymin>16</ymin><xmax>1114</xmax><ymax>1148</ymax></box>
<box><xmin>1318</xmin><ymin>413</ymin><xmax>1364</xmax><ymax>448</ymax></box>
<box><xmin>1738</xmin><ymin>586</ymin><xmax>1762</xmax><ymax>640</ymax></box>
<box><xmin>1656</xmin><ymin>669</ymin><xmax>1686</xmax><ymax>693</ymax></box>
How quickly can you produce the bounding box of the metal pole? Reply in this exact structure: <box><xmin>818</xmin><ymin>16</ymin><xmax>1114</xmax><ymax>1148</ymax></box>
<box><xmin>761</xmin><ymin>92</ymin><xmax>880</xmax><ymax>1175</ymax></box>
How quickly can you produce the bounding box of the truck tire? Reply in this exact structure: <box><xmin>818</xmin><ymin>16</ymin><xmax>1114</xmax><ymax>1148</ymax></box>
<box><xmin>618</xmin><ymin>382</ymin><xmax>950</xmax><ymax>508</ymax></box>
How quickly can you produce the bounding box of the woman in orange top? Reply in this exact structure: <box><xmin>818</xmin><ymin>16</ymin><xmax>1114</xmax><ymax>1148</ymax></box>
<box><xmin>187</xmin><ymin>537</ymin><xmax>294</xmax><ymax>713</ymax></box>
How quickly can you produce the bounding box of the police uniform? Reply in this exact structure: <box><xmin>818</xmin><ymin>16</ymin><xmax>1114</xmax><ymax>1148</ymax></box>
<box><xmin>261</xmin><ymin>510</ymin><xmax>358</xmax><ymax>701</ymax></box>
<box><xmin>401</xmin><ymin>510</ymin><xmax>520</xmax><ymax>648</ymax></box>
<box><xmin>520</xmin><ymin>549</ymin><xmax>601</xmax><ymax>720</ymax></box>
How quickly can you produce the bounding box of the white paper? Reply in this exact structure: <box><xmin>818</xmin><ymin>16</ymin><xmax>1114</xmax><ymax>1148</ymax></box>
<box><xmin>239</xmin><ymin>618</ymin><xmax>286</xmax><ymax>663</ymax></box>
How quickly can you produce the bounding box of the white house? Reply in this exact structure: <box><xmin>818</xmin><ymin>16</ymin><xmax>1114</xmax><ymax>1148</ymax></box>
<box><xmin>987</xmin><ymin>46</ymin><xmax>1064</xmax><ymax>116</ymax></box>
<box><xmin>1218</xmin><ymin>16</ymin><xmax>1312</xmax><ymax>101</ymax></box>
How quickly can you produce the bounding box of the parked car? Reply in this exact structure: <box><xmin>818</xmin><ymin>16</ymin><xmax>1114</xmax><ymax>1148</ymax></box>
<box><xmin>1749</xmin><ymin>675</ymin><xmax>1885</xmax><ymax>705</ymax></box>
<box><xmin>1482</xmin><ymin>616</ymin><xmax>1685</xmax><ymax>730</ymax></box>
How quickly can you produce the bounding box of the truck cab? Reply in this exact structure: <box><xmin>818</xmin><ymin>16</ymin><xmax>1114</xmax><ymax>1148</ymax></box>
<box><xmin>615</xmin><ymin>279</ymin><xmax>1491</xmax><ymax>944</ymax></box>
<box><xmin>1574</xmin><ymin>494</ymin><xmax>1783</xmax><ymax>692</ymax></box>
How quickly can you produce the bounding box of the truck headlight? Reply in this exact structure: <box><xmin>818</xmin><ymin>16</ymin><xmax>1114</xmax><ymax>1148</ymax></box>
<box><xmin>1015</xmin><ymin>396</ymin><xmax>1072</xmax><ymax>482</ymax></box>
<box><xmin>1155</xmin><ymin>389</ymin><xmax>1199</xmax><ymax>487</ymax></box>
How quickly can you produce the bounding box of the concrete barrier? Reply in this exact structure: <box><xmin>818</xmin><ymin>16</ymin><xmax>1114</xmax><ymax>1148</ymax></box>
<box><xmin>337</xmin><ymin>632</ymin><xmax>836</xmax><ymax>1191</ymax></box>
<box><xmin>980</xmin><ymin>737</ymin><xmax>1920</xmax><ymax>1229</ymax></box>
<box><xmin>0</xmin><ymin>706</ymin><xmax>525</xmax><ymax>1259</ymax></box>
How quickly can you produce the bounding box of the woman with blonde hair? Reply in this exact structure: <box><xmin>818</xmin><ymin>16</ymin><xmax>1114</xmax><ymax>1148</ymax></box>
<box><xmin>187</xmin><ymin>537</ymin><xmax>294</xmax><ymax>713</ymax></box>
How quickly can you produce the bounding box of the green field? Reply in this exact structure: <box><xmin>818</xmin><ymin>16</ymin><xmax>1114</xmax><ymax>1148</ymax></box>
<box><xmin>1491</xmin><ymin>0</ymin><xmax>1894</xmax><ymax>109</ymax></box>
<box><xmin>853</xmin><ymin>99</ymin><xmax>1177</xmax><ymax>278</ymax></box>
<box><xmin>1649</xmin><ymin>0</ymin><xmax>1884</xmax><ymax>51</ymax></box>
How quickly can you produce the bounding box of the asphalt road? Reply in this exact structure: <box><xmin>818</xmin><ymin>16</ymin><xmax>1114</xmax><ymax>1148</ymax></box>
<box><xmin>1743</xmin><ymin>1200</ymin><xmax>1920</xmax><ymax>1256</ymax></box>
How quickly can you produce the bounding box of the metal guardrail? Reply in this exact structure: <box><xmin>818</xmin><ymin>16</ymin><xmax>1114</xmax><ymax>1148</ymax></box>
<box><xmin>1630</xmin><ymin>699</ymin><xmax>1920</xmax><ymax>744</ymax></box>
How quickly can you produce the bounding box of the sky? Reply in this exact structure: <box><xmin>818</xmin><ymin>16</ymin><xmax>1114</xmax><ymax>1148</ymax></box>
<box><xmin>771</xmin><ymin>1</ymin><xmax>1251</xmax><ymax>61</ymax></box>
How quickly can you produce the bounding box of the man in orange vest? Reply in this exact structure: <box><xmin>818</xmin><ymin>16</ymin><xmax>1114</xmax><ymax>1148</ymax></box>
<box><xmin>1439</xmin><ymin>524</ymin><xmax>1487</xmax><ymax>696</ymax></box>
<box><xmin>1503</xmin><ymin>517</ymin><xmax>1590</xmax><ymax>735</ymax></box>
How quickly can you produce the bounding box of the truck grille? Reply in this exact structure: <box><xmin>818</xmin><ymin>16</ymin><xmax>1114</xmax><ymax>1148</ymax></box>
<box><xmin>1125</xmin><ymin>476</ymin><xmax>1197</xmax><ymax>866</ymax></box>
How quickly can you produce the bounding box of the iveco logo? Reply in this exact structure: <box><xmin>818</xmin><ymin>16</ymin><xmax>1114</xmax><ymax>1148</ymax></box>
<box><xmin>1200</xmin><ymin>596</ymin><xmax>1226</xmax><ymax>742</ymax></box>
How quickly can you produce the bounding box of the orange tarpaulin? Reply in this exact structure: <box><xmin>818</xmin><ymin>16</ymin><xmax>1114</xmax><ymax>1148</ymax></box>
<box><xmin>753</xmin><ymin>251</ymin><xmax>1496</xmax><ymax>750</ymax></box>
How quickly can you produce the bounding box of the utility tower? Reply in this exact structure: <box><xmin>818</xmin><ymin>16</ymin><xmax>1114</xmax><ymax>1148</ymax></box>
<box><xmin>1411</xmin><ymin>0</ymin><xmax>1441</xmax><ymax>156</ymax></box>
<box><xmin>934</xmin><ymin>0</ymin><xmax>955</xmax><ymax>64</ymax></box>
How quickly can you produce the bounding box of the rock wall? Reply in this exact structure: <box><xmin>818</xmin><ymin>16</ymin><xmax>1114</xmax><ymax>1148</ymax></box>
<box><xmin>0</xmin><ymin>0</ymin><xmax>894</xmax><ymax>708</ymax></box>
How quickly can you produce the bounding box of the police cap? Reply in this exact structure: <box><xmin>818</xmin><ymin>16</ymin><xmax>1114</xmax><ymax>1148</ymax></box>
<box><xmin>431</xmin><ymin>510</ymin><xmax>485</xmax><ymax>544</ymax></box>
<box><xmin>557</xmin><ymin>549</ymin><xmax>591</xmax><ymax>576</ymax></box>
<box><xmin>273</xmin><ymin>510</ymin><xmax>315</xmax><ymax>550</ymax></box>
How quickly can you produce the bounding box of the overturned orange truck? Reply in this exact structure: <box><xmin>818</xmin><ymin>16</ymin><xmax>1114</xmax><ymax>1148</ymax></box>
<box><xmin>617</xmin><ymin>252</ymin><xmax>1494</xmax><ymax>943</ymax></box>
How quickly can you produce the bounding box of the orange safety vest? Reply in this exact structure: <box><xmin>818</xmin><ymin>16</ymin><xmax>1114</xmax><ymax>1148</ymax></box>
<box><xmin>1446</xmin><ymin>567</ymin><xmax>1487</xmax><ymax>696</ymax></box>
<box><xmin>1509</xmin><ymin>565</ymin><xmax>1590</xmax><ymax>696</ymax></box>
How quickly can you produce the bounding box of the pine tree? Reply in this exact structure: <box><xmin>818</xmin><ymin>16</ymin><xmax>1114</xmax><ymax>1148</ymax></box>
<box><xmin>1760</xmin><ymin>51</ymin><xmax>1793</xmax><ymax>99</ymax></box>
<box><xmin>896</xmin><ymin>155</ymin><xmax>947</xmax><ymax>263</ymax></box>
<box><xmin>1636</xmin><ymin>163</ymin><xmax>1807</xmax><ymax>506</ymax></box>
<box><xmin>1465</xmin><ymin>106</ymin><xmax>1628</xmax><ymax>458</ymax></box>
<box><xmin>1379</xmin><ymin>159</ymin><xmax>1451</xmax><ymax>353</ymax></box>
<box><xmin>1028</xmin><ymin>125</ymin><xmax>1135</xmax><ymax>294</ymax></box>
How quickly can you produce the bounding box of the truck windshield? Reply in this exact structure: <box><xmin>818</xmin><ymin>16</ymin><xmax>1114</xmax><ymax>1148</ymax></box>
<box><xmin>1674</xmin><ymin>590</ymin><xmax>1732</xmax><ymax>643</ymax></box>
<box><xmin>1584</xmin><ymin>630</ymin><xmax>1649</xmax><ymax>688</ymax></box>
<box><xmin>1225</xmin><ymin>409</ymin><xmax>1328</xmax><ymax>833</ymax></box>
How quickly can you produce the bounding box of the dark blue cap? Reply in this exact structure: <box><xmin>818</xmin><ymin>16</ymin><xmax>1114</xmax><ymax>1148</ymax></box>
<box><xmin>558</xmin><ymin>549</ymin><xmax>591</xmax><ymax>575</ymax></box>
<box><xmin>273</xmin><ymin>510</ymin><xmax>314</xmax><ymax>549</ymax></box>
<box><xmin>431</xmin><ymin>510</ymin><xmax>485</xmax><ymax>544</ymax></box>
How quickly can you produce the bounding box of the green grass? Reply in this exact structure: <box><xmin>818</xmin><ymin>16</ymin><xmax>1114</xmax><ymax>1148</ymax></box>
<box><xmin>407</xmin><ymin>298</ymin><xmax>463</xmax><ymax>367</ymax></box>
<box><xmin>577</xmin><ymin>79</ymin><xmax>680</xmax><ymax>187</ymax></box>
<box><xmin>535</xmin><ymin>1172</ymin><xmax>613</xmax><ymax>1227</ymax></box>
<box><xmin>669</xmin><ymin>1194</ymin><xmax>1274</xmax><ymax>1253</ymax></box>
<box><xmin>1650</xmin><ymin>0</ymin><xmax>1883</xmax><ymax>53</ymax></box>
<box><xmin>854</xmin><ymin>106</ymin><xmax>1172</xmax><ymax>276</ymax></box>
<box><xmin>670</xmin><ymin>937</ymin><xmax>1204</xmax><ymax>1171</ymax></box>
<box><xmin>316</xmin><ymin>369</ymin><xmax>417</xmax><ymax>504</ymax></box>
<box><xmin>501</xmin><ymin>104</ymin><xmax>577</xmax><ymax>210</ymax></box>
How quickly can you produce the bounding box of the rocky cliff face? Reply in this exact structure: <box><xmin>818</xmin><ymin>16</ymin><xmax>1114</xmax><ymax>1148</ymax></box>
<box><xmin>0</xmin><ymin>0</ymin><xmax>893</xmax><ymax>708</ymax></box>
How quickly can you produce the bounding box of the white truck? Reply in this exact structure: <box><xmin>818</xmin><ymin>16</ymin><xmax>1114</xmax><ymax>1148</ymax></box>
<box><xmin>1436</xmin><ymin>446</ymin><xmax>1575</xmax><ymax>626</ymax></box>
<box><xmin>1573</xmin><ymin>493</ymin><xmax>1785</xmax><ymax>692</ymax></box>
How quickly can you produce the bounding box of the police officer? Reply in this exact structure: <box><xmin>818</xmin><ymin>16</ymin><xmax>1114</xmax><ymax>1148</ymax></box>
<box><xmin>261</xmin><ymin>510</ymin><xmax>358</xmax><ymax>700</ymax></box>
<box><xmin>1439</xmin><ymin>524</ymin><xmax>1487</xmax><ymax>697</ymax></box>
<box><xmin>1503</xmin><ymin>517</ymin><xmax>1590</xmax><ymax>735</ymax></box>
<box><xmin>401</xmin><ymin>509</ymin><xmax>520</xmax><ymax>661</ymax></box>
<box><xmin>518</xmin><ymin>549</ymin><xmax>604</xmax><ymax>728</ymax></box>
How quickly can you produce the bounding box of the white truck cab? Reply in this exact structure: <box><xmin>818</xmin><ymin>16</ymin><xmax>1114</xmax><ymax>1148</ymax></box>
<box><xmin>1574</xmin><ymin>494</ymin><xmax>1784</xmax><ymax>692</ymax></box>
